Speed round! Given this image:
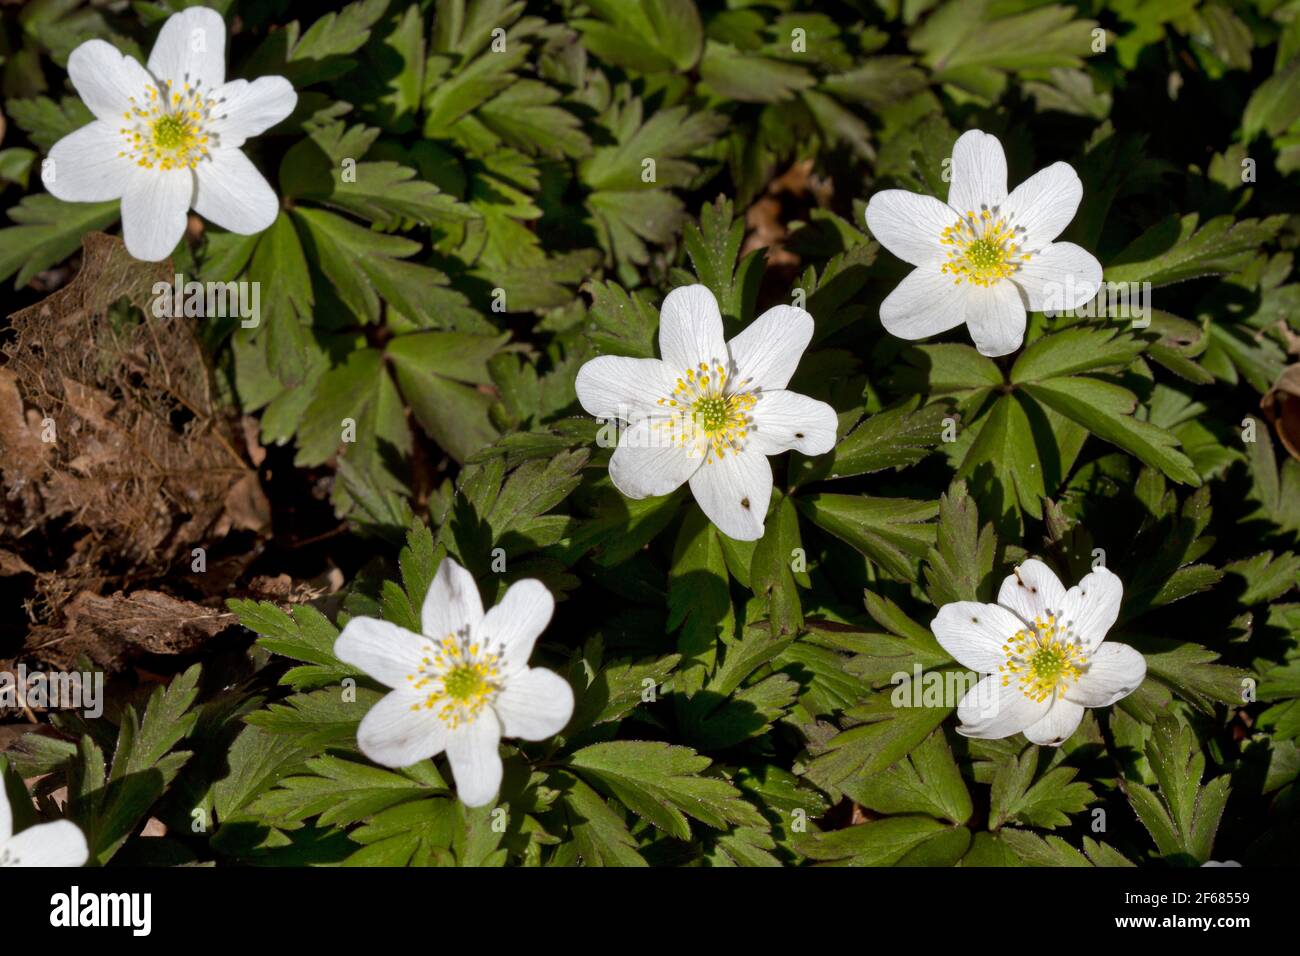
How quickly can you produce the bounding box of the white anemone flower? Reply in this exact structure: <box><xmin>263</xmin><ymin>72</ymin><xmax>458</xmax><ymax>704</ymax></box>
<box><xmin>574</xmin><ymin>284</ymin><xmax>839</xmax><ymax>541</ymax></box>
<box><xmin>931</xmin><ymin>559</ymin><xmax>1145</xmax><ymax>746</ymax></box>
<box><xmin>865</xmin><ymin>129</ymin><xmax>1102</xmax><ymax>357</ymax></box>
<box><xmin>41</xmin><ymin>7</ymin><xmax>296</xmax><ymax>262</ymax></box>
<box><xmin>334</xmin><ymin>558</ymin><xmax>574</xmax><ymax>808</ymax></box>
<box><xmin>0</xmin><ymin>783</ymin><xmax>88</xmax><ymax>867</ymax></box>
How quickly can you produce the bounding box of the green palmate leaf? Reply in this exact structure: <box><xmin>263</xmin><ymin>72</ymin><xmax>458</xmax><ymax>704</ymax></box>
<box><xmin>282</xmin><ymin>122</ymin><xmax>478</xmax><ymax>229</ymax></box>
<box><xmin>1104</xmin><ymin>213</ymin><xmax>1286</xmax><ymax>286</ymax></box>
<box><xmin>699</xmin><ymin>42</ymin><xmax>816</xmax><ymax>102</ymax></box>
<box><xmin>268</xmin><ymin>0</ymin><xmax>391</xmax><ymax>86</ymax></box>
<box><xmin>822</xmin><ymin>58</ymin><xmax>930</xmax><ymax>111</ymax></box>
<box><xmin>895</xmin><ymin>342</ymin><xmax>1004</xmax><ymax>395</ymax></box>
<box><xmin>210</xmin><ymin>725</ymin><xmax>318</xmax><ymax>825</ymax></box>
<box><xmin>587</xmin><ymin>188</ymin><xmax>683</xmax><ymax>271</ymax></box>
<box><xmin>387</xmin><ymin>330</ymin><xmax>507</xmax><ymax>463</ymax></box>
<box><xmin>362</xmin><ymin>2</ymin><xmax>425</xmax><ymax>126</ymax></box>
<box><xmin>1010</xmin><ymin>328</ymin><xmax>1149</xmax><ymax>383</ymax></box>
<box><xmin>294</xmin><ymin>346</ymin><xmax>411</xmax><ymax>495</ymax></box>
<box><xmin>245</xmin><ymin>213</ymin><xmax>314</xmax><ymax>384</ymax></box>
<box><xmin>583</xmin><ymin>280</ymin><xmax>660</xmax><ymax>358</ymax></box>
<box><xmin>291</xmin><ymin>207</ymin><xmax>457</xmax><ymax>326</ymax></box>
<box><xmin>1136</xmin><ymin>637</ymin><xmax>1250</xmax><ymax>713</ymax></box>
<box><xmin>910</xmin><ymin>0</ymin><xmax>1097</xmax><ymax>101</ymax></box>
<box><xmin>582</xmin><ymin>100</ymin><xmax>725</xmax><ymax>192</ymax></box>
<box><xmin>549</xmin><ymin>771</ymin><xmax>647</xmax><ymax>867</ymax></box>
<box><xmin>998</xmin><ymin>829</ymin><xmax>1136</xmax><ymax>867</ymax></box>
<box><xmin>244</xmin><ymin>686</ymin><xmax>383</xmax><ymax>752</ymax></box>
<box><xmin>580</xmin><ymin>97</ymin><xmax>725</xmax><ymax>270</ymax></box>
<box><xmin>749</xmin><ymin>491</ymin><xmax>804</xmax><ymax>637</ymax></box>
<box><xmin>703</xmin><ymin>827</ymin><xmax>781</xmax><ymax>867</ymax></box>
<box><xmin>0</xmin><ymin>194</ymin><xmax>119</xmax><ymax>287</ymax></box>
<box><xmin>794</xmin><ymin>399</ymin><xmax>952</xmax><ymax>485</ymax></box>
<box><xmin>1245</xmin><ymin>422</ymin><xmax>1300</xmax><ymax>538</ymax></box>
<box><xmin>575</xmin><ymin>0</ymin><xmax>704</xmax><ymax>73</ymax></box>
<box><xmin>567</xmin><ymin>741</ymin><xmax>765</xmax><ymax>840</ymax></box>
<box><xmin>680</xmin><ymin>197</ymin><xmax>762</xmax><ymax>326</ymax></box>
<box><xmin>377</xmin><ymin>519</ymin><xmax>442</xmax><ymax>634</ymax></box>
<box><xmin>1242</xmin><ymin>57</ymin><xmax>1300</xmax><ymax>141</ymax></box>
<box><xmin>989</xmin><ymin>748</ymin><xmax>1094</xmax><ymax>830</ymax></box>
<box><xmin>4</xmin><ymin>95</ymin><xmax>93</xmax><ymax>150</ymax></box>
<box><xmin>1021</xmin><ymin>376</ymin><xmax>1200</xmax><ymax>485</ymax></box>
<box><xmin>1125</xmin><ymin>716</ymin><xmax>1231</xmax><ymax>863</ymax></box>
<box><xmin>794</xmin><ymin>815</ymin><xmax>953</xmax><ymax>865</ymax></box>
<box><xmin>804</xmin><ymin>687</ymin><xmax>951</xmax><ymax>801</ymax></box>
<box><xmin>797</xmin><ymin>494</ymin><xmax>937</xmax><ymax>580</ymax></box>
<box><xmin>304</xmin><ymin>158</ymin><xmax>477</xmax><ymax>229</ymax></box>
<box><xmin>923</xmin><ymin>479</ymin><xmax>996</xmax><ymax>606</ymax></box>
<box><xmin>568</xmin><ymin>643</ymin><xmax>681</xmax><ymax>732</ymax></box>
<box><xmin>345</xmin><ymin>799</ymin><xmax>457</xmax><ymax>866</ymax></box>
<box><xmin>71</xmin><ymin>665</ymin><xmax>203</xmax><ymax>864</ymax></box>
<box><xmin>846</xmin><ymin>729</ymin><xmax>972</xmax><ymax>825</ymax></box>
<box><xmin>668</xmin><ymin>509</ymin><xmax>734</xmax><ymax>692</ymax></box>
<box><xmin>229</xmin><ymin>601</ymin><xmax>351</xmax><ymax>690</ymax></box>
<box><xmin>685</xmin><ymin>629</ymin><xmax>800</xmax><ymax>750</ymax></box>
<box><xmin>959</xmin><ymin>392</ymin><xmax>1048</xmax><ymax>519</ymax></box>
<box><xmin>248</xmin><ymin>755</ymin><xmax>443</xmax><ymax>829</ymax></box>
<box><xmin>479</xmin><ymin>81</ymin><xmax>591</xmax><ymax>159</ymax></box>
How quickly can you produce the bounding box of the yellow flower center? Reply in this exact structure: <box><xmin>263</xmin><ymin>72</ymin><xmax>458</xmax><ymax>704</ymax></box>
<box><xmin>997</xmin><ymin>613</ymin><xmax>1086</xmax><ymax>702</ymax></box>
<box><xmin>655</xmin><ymin>360</ymin><xmax>757</xmax><ymax>461</ymax></box>
<box><xmin>406</xmin><ymin>633</ymin><xmax>502</xmax><ymax>728</ymax></box>
<box><xmin>939</xmin><ymin>207</ymin><xmax>1032</xmax><ymax>287</ymax></box>
<box><xmin>118</xmin><ymin>79</ymin><xmax>219</xmax><ymax>172</ymax></box>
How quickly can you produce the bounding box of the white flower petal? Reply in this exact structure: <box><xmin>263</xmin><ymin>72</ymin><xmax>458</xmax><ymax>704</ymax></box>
<box><xmin>956</xmin><ymin>674</ymin><xmax>1051</xmax><ymax>739</ymax></box>
<box><xmin>1004</xmin><ymin>161</ymin><xmax>1082</xmax><ymax>248</ymax></box>
<box><xmin>333</xmin><ymin>617</ymin><xmax>426</xmax><ymax>690</ymax></box>
<box><xmin>688</xmin><ymin>448</ymin><xmax>772</xmax><ymax>541</ymax></box>
<box><xmin>147</xmin><ymin>6</ymin><xmax>226</xmax><ymax>90</ymax></box>
<box><xmin>120</xmin><ymin>165</ymin><xmax>192</xmax><ymax>261</ymax></box>
<box><xmin>494</xmin><ymin>668</ymin><xmax>574</xmax><ymax>740</ymax></box>
<box><xmin>1013</xmin><ymin>242</ymin><xmax>1103</xmax><ymax>313</ymax></box>
<box><xmin>66</xmin><ymin>40</ymin><xmax>154</xmax><ymax>121</ymax></box>
<box><xmin>1061</xmin><ymin>565</ymin><xmax>1124</xmax><ymax>652</ymax></box>
<box><xmin>575</xmin><ymin>355</ymin><xmax>676</xmax><ymax>421</ymax></box>
<box><xmin>879</xmin><ymin>264</ymin><xmax>971</xmax><ymax>341</ymax></box>
<box><xmin>931</xmin><ymin>601</ymin><xmax>1026</xmax><ymax>673</ymax></box>
<box><xmin>355</xmin><ymin>690</ymin><xmax>447</xmax><ymax>768</ymax></box>
<box><xmin>608</xmin><ymin>417</ymin><xmax>701</xmax><ymax>498</ymax></box>
<box><xmin>948</xmin><ymin>129</ymin><xmax>1007</xmax><ymax>214</ymax></box>
<box><xmin>208</xmin><ymin>76</ymin><xmax>297</xmax><ymax>150</ymax></box>
<box><xmin>43</xmin><ymin>122</ymin><xmax>135</xmax><ymax>201</ymax></box>
<box><xmin>0</xmin><ymin>787</ymin><xmax>11</xmax><ymax>843</ymax></box>
<box><xmin>3</xmin><ymin>820</ymin><xmax>88</xmax><ymax>867</ymax></box>
<box><xmin>659</xmin><ymin>284</ymin><xmax>726</xmax><ymax>371</ymax></box>
<box><xmin>997</xmin><ymin>558</ymin><xmax>1068</xmax><ymax>624</ymax></box>
<box><xmin>479</xmin><ymin>578</ymin><xmax>555</xmax><ymax>676</ymax></box>
<box><xmin>965</xmin><ymin>279</ymin><xmax>1026</xmax><ymax>357</ymax></box>
<box><xmin>1066</xmin><ymin>642</ymin><xmax>1146</xmax><ymax>708</ymax></box>
<box><xmin>193</xmin><ymin>148</ymin><xmax>279</xmax><ymax>235</ymax></box>
<box><xmin>422</xmin><ymin>557</ymin><xmax>484</xmax><ymax>640</ymax></box>
<box><xmin>748</xmin><ymin>389</ymin><xmax>839</xmax><ymax>457</ymax></box>
<box><xmin>446</xmin><ymin>710</ymin><xmax>503</xmax><ymax>808</ymax></box>
<box><xmin>726</xmin><ymin>304</ymin><xmax>813</xmax><ymax>390</ymax></box>
<box><xmin>864</xmin><ymin>189</ymin><xmax>955</xmax><ymax>267</ymax></box>
<box><xmin>1022</xmin><ymin>698</ymin><xmax>1085</xmax><ymax>747</ymax></box>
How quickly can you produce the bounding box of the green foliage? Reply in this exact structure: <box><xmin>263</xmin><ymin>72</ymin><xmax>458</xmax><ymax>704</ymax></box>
<box><xmin>2</xmin><ymin>0</ymin><xmax>1296</xmax><ymax>870</ymax></box>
